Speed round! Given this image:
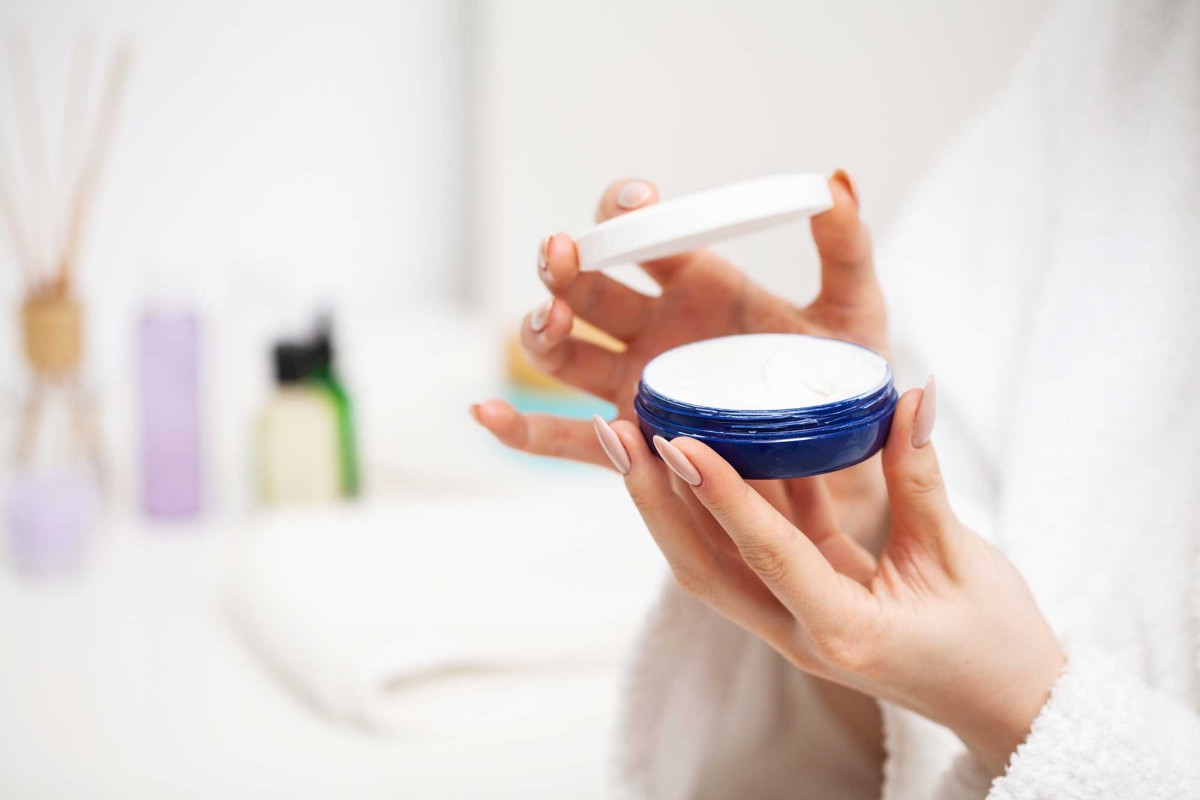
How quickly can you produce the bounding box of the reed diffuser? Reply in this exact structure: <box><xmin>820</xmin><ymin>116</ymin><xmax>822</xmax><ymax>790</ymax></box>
<box><xmin>1</xmin><ymin>36</ymin><xmax>132</xmax><ymax>572</ymax></box>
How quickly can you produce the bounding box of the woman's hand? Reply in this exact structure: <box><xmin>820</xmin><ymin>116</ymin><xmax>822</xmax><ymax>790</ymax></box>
<box><xmin>593</xmin><ymin>381</ymin><xmax>1066</xmax><ymax>776</ymax></box>
<box><xmin>471</xmin><ymin>173</ymin><xmax>888</xmax><ymax>538</ymax></box>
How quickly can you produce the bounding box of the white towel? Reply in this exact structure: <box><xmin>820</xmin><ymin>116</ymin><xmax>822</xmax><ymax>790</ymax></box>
<box><xmin>228</xmin><ymin>476</ymin><xmax>663</xmax><ymax>735</ymax></box>
<box><xmin>619</xmin><ymin>0</ymin><xmax>1200</xmax><ymax>797</ymax></box>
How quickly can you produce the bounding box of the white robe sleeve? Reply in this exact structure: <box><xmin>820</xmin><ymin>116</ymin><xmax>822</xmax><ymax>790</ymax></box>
<box><xmin>938</xmin><ymin>644</ymin><xmax>1200</xmax><ymax>800</ymax></box>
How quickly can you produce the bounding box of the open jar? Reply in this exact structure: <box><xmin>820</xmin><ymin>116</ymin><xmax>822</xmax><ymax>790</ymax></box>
<box><xmin>635</xmin><ymin>334</ymin><xmax>897</xmax><ymax>479</ymax></box>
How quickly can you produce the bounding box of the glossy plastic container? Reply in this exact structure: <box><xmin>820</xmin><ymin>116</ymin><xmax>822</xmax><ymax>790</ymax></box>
<box><xmin>635</xmin><ymin>336</ymin><xmax>898</xmax><ymax>479</ymax></box>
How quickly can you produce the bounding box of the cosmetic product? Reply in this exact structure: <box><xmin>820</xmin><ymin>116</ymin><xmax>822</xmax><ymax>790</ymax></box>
<box><xmin>307</xmin><ymin>319</ymin><xmax>359</xmax><ymax>497</ymax></box>
<box><xmin>260</xmin><ymin>344</ymin><xmax>340</xmax><ymax>505</ymax></box>
<box><xmin>635</xmin><ymin>334</ymin><xmax>897</xmax><ymax>479</ymax></box>
<box><xmin>570</xmin><ymin>173</ymin><xmax>893</xmax><ymax>477</ymax></box>
<box><xmin>138</xmin><ymin>303</ymin><xmax>202</xmax><ymax>519</ymax></box>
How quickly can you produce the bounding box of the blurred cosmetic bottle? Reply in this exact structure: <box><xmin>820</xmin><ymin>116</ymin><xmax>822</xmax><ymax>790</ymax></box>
<box><xmin>259</xmin><ymin>343</ymin><xmax>340</xmax><ymax>505</ymax></box>
<box><xmin>138</xmin><ymin>267</ymin><xmax>203</xmax><ymax>520</ymax></box>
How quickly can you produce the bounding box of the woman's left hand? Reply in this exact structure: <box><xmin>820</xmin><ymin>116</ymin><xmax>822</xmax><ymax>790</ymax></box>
<box><xmin>594</xmin><ymin>380</ymin><xmax>1065</xmax><ymax>776</ymax></box>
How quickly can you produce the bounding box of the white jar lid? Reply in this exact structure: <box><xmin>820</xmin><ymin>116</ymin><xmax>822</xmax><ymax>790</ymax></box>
<box><xmin>575</xmin><ymin>173</ymin><xmax>832</xmax><ymax>271</ymax></box>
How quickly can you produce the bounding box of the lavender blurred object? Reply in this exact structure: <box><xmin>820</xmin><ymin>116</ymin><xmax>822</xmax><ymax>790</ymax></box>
<box><xmin>6</xmin><ymin>472</ymin><xmax>95</xmax><ymax>575</ymax></box>
<box><xmin>139</xmin><ymin>310</ymin><xmax>202</xmax><ymax>519</ymax></box>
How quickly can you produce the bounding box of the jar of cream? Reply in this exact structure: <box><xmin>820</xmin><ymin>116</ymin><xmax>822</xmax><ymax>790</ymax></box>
<box><xmin>635</xmin><ymin>334</ymin><xmax>897</xmax><ymax>479</ymax></box>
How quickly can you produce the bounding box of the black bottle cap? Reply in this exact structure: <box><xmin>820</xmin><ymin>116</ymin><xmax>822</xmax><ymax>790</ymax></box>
<box><xmin>274</xmin><ymin>342</ymin><xmax>314</xmax><ymax>384</ymax></box>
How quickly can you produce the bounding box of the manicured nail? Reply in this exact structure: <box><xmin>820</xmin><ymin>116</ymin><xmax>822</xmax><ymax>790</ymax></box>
<box><xmin>538</xmin><ymin>236</ymin><xmax>550</xmax><ymax>274</ymax></box>
<box><xmin>912</xmin><ymin>376</ymin><xmax>936</xmax><ymax>448</ymax></box>
<box><xmin>593</xmin><ymin>415</ymin><xmax>631</xmax><ymax>475</ymax></box>
<box><xmin>831</xmin><ymin>169</ymin><xmax>860</xmax><ymax>209</ymax></box>
<box><xmin>653</xmin><ymin>435</ymin><xmax>702</xmax><ymax>486</ymax></box>
<box><xmin>530</xmin><ymin>298</ymin><xmax>553</xmax><ymax>333</ymax></box>
<box><xmin>616</xmin><ymin>181</ymin><xmax>653</xmax><ymax>209</ymax></box>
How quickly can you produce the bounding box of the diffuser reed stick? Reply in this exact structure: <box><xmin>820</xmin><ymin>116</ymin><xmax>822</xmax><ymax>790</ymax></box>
<box><xmin>57</xmin><ymin>37</ymin><xmax>95</xmax><ymax>273</ymax></box>
<box><xmin>7</xmin><ymin>35</ymin><xmax>51</xmax><ymax>280</ymax></box>
<box><xmin>0</xmin><ymin>130</ymin><xmax>37</xmax><ymax>289</ymax></box>
<box><xmin>55</xmin><ymin>42</ymin><xmax>131</xmax><ymax>295</ymax></box>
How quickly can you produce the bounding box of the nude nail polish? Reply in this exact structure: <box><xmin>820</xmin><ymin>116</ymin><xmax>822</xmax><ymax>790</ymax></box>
<box><xmin>912</xmin><ymin>376</ymin><xmax>936</xmax><ymax>448</ymax></box>
<box><xmin>831</xmin><ymin>169</ymin><xmax>860</xmax><ymax>210</ymax></box>
<box><xmin>530</xmin><ymin>298</ymin><xmax>553</xmax><ymax>333</ymax></box>
<box><xmin>617</xmin><ymin>181</ymin><xmax>652</xmax><ymax>209</ymax></box>
<box><xmin>593</xmin><ymin>415</ymin><xmax>631</xmax><ymax>475</ymax></box>
<box><xmin>653</xmin><ymin>435</ymin><xmax>702</xmax><ymax>486</ymax></box>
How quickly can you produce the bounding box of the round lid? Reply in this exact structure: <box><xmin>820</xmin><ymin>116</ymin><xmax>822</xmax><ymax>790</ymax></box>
<box><xmin>575</xmin><ymin>174</ymin><xmax>832</xmax><ymax>270</ymax></box>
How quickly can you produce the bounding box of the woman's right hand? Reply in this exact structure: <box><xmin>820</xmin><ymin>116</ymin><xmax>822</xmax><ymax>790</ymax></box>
<box><xmin>471</xmin><ymin>172</ymin><xmax>889</xmax><ymax>539</ymax></box>
<box><xmin>594</xmin><ymin>387</ymin><xmax>1065</xmax><ymax>777</ymax></box>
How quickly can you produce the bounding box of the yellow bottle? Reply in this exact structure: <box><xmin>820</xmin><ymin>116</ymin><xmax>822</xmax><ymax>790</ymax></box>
<box><xmin>260</xmin><ymin>343</ymin><xmax>340</xmax><ymax>505</ymax></box>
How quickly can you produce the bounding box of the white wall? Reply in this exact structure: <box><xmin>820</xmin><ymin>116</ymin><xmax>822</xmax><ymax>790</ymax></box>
<box><xmin>470</xmin><ymin>0</ymin><xmax>1053</xmax><ymax>319</ymax></box>
<box><xmin>0</xmin><ymin>0</ymin><xmax>464</xmax><ymax>308</ymax></box>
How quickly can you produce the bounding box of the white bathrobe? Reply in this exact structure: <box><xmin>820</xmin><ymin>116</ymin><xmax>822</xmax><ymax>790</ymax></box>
<box><xmin>618</xmin><ymin>0</ymin><xmax>1200</xmax><ymax>797</ymax></box>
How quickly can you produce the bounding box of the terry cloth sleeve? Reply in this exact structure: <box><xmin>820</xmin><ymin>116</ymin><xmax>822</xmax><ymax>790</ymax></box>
<box><xmin>938</xmin><ymin>644</ymin><xmax>1200</xmax><ymax>800</ymax></box>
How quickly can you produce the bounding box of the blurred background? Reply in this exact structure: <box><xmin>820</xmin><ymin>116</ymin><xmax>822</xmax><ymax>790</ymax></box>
<box><xmin>0</xmin><ymin>1</ymin><xmax>1050</xmax><ymax>797</ymax></box>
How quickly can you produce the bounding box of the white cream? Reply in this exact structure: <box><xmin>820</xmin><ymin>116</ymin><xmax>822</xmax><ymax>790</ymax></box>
<box><xmin>642</xmin><ymin>334</ymin><xmax>888</xmax><ymax>411</ymax></box>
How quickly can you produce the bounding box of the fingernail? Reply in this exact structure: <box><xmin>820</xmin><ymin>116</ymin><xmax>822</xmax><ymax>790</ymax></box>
<box><xmin>616</xmin><ymin>181</ymin><xmax>653</xmax><ymax>209</ymax></box>
<box><xmin>912</xmin><ymin>376</ymin><xmax>936</xmax><ymax>448</ymax></box>
<box><xmin>831</xmin><ymin>169</ymin><xmax>860</xmax><ymax>210</ymax></box>
<box><xmin>530</xmin><ymin>298</ymin><xmax>553</xmax><ymax>333</ymax></box>
<box><xmin>538</xmin><ymin>236</ymin><xmax>551</xmax><ymax>274</ymax></box>
<box><xmin>593</xmin><ymin>415</ymin><xmax>631</xmax><ymax>475</ymax></box>
<box><xmin>468</xmin><ymin>403</ymin><xmax>482</xmax><ymax>423</ymax></box>
<box><xmin>653</xmin><ymin>435</ymin><xmax>702</xmax><ymax>486</ymax></box>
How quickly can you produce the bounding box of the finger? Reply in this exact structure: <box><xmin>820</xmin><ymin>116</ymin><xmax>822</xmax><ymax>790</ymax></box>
<box><xmin>594</xmin><ymin>178</ymin><xmax>659</xmax><ymax>223</ymax></box>
<box><xmin>519</xmin><ymin>297</ymin><xmax>626</xmax><ymax>401</ymax></box>
<box><xmin>880</xmin><ymin>377</ymin><xmax>961</xmax><ymax>562</ymax></box>
<box><xmin>748</xmin><ymin>479</ymin><xmax>791</xmax><ymax>517</ymax></box>
<box><xmin>655</xmin><ymin>435</ymin><xmax>866</xmax><ymax>626</ymax></box>
<box><xmin>672</xmin><ymin>471</ymin><xmax>743</xmax><ymax>560</ymax></box>
<box><xmin>603</xmin><ymin>419</ymin><xmax>792</xmax><ymax>641</ymax></box>
<box><xmin>539</xmin><ymin>232</ymin><xmax>654</xmax><ymax>341</ymax></box>
<box><xmin>784</xmin><ymin>477</ymin><xmax>877</xmax><ymax>585</ymax></box>
<box><xmin>810</xmin><ymin>170</ymin><xmax>881</xmax><ymax>314</ymax></box>
<box><xmin>469</xmin><ymin>400</ymin><xmax>613</xmax><ymax>469</ymax></box>
<box><xmin>594</xmin><ymin>178</ymin><xmax>695</xmax><ymax>285</ymax></box>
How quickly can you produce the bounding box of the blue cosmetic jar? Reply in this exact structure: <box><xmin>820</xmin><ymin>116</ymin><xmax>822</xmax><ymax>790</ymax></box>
<box><xmin>635</xmin><ymin>334</ymin><xmax>898</xmax><ymax>480</ymax></box>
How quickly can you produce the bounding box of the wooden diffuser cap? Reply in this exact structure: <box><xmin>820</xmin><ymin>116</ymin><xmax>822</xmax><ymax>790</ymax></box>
<box><xmin>21</xmin><ymin>294</ymin><xmax>82</xmax><ymax>374</ymax></box>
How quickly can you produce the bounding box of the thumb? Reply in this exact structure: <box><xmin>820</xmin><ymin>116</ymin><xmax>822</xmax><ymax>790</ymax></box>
<box><xmin>810</xmin><ymin>170</ymin><xmax>879</xmax><ymax>312</ymax></box>
<box><xmin>882</xmin><ymin>377</ymin><xmax>958</xmax><ymax>552</ymax></box>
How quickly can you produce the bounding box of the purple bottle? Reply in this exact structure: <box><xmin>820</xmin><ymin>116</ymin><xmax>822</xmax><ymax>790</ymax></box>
<box><xmin>138</xmin><ymin>308</ymin><xmax>202</xmax><ymax>519</ymax></box>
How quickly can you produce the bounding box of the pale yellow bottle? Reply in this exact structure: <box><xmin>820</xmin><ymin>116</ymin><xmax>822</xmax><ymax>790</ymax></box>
<box><xmin>260</xmin><ymin>344</ymin><xmax>340</xmax><ymax>505</ymax></box>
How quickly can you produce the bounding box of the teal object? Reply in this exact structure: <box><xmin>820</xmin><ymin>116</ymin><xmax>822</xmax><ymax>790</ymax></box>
<box><xmin>506</xmin><ymin>385</ymin><xmax>615</xmax><ymax>420</ymax></box>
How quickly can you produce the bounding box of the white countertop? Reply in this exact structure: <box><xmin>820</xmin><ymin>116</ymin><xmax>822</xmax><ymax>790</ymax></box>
<box><xmin>0</xmin><ymin>473</ymin><xmax>664</xmax><ymax>798</ymax></box>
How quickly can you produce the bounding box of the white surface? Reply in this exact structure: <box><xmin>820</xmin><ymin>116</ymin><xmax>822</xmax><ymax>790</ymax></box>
<box><xmin>574</xmin><ymin>174</ymin><xmax>831</xmax><ymax>270</ymax></box>
<box><xmin>643</xmin><ymin>334</ymin><xmax>887</xmax><ymax>411</ymax></box>
<box><xmin>0</xmin><ymin>474</ymin><xmax>665</xmax><ymax>798</ymax></box>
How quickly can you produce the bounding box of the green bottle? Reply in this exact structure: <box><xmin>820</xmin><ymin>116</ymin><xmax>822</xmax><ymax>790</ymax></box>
<box><xmin>310</xmin><ymin>319</ymin><xmax>359</xmax><ymax>498</ymax></box>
